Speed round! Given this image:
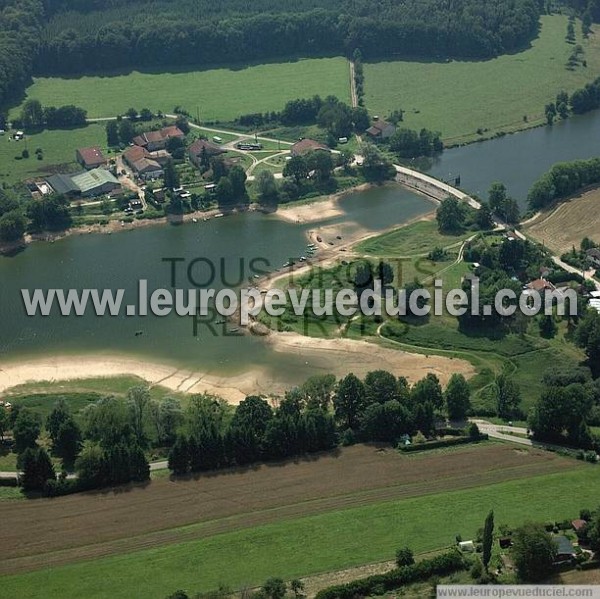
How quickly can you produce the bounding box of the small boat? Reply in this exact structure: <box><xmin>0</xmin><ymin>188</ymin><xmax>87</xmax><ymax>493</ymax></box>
<box><xmin>134</xmin><ymin>330</ymin><xmax>143</xmax><ymax>337</ymax></box>
<box><xmin>214</xmin><ymin>213</ymin><xmax>224</xmax><ymax>218</ymax></box>
<box><xmin>215</xmin><ymin>319</ymin><xmax>226</xmax><ymax>325</ymax></box>
<box><xmin>299</xmin><ymin>256</ymin><xmax>307</xmax><ymax>262</ymax></box>
<box><xmin>253</xmin><ymin>274</ymin><xmax>260</xmax><ymax>279</ymax></box>
<box><xmin>192</xmin><ymin>218</ymin><xmax>198</xmax><ymax>223</ymax></box>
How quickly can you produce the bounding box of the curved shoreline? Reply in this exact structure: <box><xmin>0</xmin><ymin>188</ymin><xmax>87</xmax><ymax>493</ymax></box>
<box><xmin>0</xmin><ymin>334</ymin><xmax>475</xmax><ymax>403</ymax></box>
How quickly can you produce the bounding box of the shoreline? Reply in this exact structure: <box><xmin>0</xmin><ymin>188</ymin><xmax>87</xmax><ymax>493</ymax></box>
<box><xmin>0</xmin><ymin>335</ymin><xmax>475</xmax><ymax>403</ymax></box>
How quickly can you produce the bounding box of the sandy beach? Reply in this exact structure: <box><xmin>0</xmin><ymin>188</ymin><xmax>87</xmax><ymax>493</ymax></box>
<box><xmin>0</xmin><ymin>333</ymin><xmax>474</xmax><ymax>403</ymax></box>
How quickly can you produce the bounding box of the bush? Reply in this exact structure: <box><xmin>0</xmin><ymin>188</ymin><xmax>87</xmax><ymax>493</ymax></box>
<box><xmin>396</xmin><ymin>546</ymin><xmax>415</xmax><ymax>567</ymax></box>
<box><xmin>314</xmin><ymin>551</ymin><xmax>465</xmax><ymax>599</ymax></box>
<box><xmin>470</xmin><ymin>559</ymin><xmax>483</xmax><ymax>580</ymax></box>
<box><xmin>399</xmin><ymin>434</ymin><xmax>488</xmax><ymax>452</ymax></box>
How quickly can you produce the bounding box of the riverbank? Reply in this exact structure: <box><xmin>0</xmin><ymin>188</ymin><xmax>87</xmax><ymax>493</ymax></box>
<box><xmin>0</xmin><ymin>335</ymin><xmax>474</xmax><ymax>402</ymax></box>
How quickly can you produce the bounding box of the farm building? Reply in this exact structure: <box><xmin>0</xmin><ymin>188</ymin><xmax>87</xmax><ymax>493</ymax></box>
<box><xmin>71</xmin><ymin>169</ymin><xmax>121</xmax><ymax>197</ymax></box>
<box><xmin>46</xmin><ymin>173</ymin><xmax>81</xmax><ymax>198</ymax></box>
<box><xmin>133</xmin><ymin>126</ymin><xmax>185</xmax><ymax>152</ymax></box>
<box><xmin>366</xmin><ymin>120</ymin><xmax>396</xmax><ymax>139</ymax></box>
<box><xmin>525</xmin><ymin>278</ymin><xmax>556</xmax><ymax>293</ymax></box>
<box><xmin>188</xmin><ymin>139</ymin><xmax>226</xmax><ymax>167</ymax></box>
<box><xmin>76</xmin><ymin>146</ymin><xmax>106</xmax><ymax>170</ymax></box>
<box><xmin>290</xmin><ymin>139</ymin><xmax>330</xmax><ymax>157</ymax></box>
<box><xmin>553</xmin><ymin>536</ymin><xmax>576</xmax><ymax>564</ymax></box>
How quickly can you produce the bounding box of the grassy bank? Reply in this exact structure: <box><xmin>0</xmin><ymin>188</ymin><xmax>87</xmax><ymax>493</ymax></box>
<box><xmin>365</xmin><ymin>15</ymin><xmax>600</xmax><ymax>143</ymax></box>
<box><xmin>1</xmin><ymin>466</ymin><xmax>596</xmax><ymax>599</ymax></box>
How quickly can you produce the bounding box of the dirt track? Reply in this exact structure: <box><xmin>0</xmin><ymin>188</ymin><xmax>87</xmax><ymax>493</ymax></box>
<box><xmin>0</xmin><ymin>443</ymin><xmax>578</xmax><ymax>575</ymax></box>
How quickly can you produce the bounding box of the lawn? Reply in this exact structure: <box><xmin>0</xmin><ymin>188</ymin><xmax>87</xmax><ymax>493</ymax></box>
<box><xmin>0</xmin><ymin>123</ymin><xmax>109</xmax><ymax>184</ymax></box>
<box><xmin>10</xmin><ymin>58</ymin><xmax>351</xmax><ymax>122</ymax></box>
<box><xmin>1</xmin><ymin>466</ymin><xmax>596</xmax><ymax>599</ymax></box>
<box><xmin>365</xmin><ymin>15</ymin><xmax>600</xmax><ymax>143</ymax></box>
<box><xmin>356</xmin><ymin>219</ymin><xmax>472</xmax><ymax>257</ymax></box>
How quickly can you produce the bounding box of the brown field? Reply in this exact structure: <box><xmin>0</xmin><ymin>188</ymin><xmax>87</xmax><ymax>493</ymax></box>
<box><xmin>526</xmin><ymin>188</ymin><xmax>600</xmax><ymax>254</ymax></box>
<box><xmin>0</xmin><ymin>443</ymin><xmax>579</xmax><ymax>575</ymax></box>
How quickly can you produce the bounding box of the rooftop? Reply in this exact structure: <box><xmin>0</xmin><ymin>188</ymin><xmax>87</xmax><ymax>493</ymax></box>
<box><xmin>71</xmin><ymin>169</ymin><xmax>119</xmax><ymax>193</ymax></box>
<box><xmin>77</xmin><ymin>146</ymin><xmax>105</xmax><ymax>166</ymax></box>
<box><xmin>291</xmin><ymin>138</ymin><xmax>329</xmax><ymax>156</ymax></box>
<box><xmin>46</xmin><ymin>173</ymin><xmax>80</xmax><ymax>195</ymax></box>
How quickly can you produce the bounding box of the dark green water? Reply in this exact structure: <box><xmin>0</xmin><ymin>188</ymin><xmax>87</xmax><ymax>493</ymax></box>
<box><xmin>0</xmin><ymin>186</ymin><xmax>433</xmax><ymax>379</ymax></box>
<box><xmin>429</xmin><ymin>110</ymin><xmax>600</xmax><ymax>207</ymax></box>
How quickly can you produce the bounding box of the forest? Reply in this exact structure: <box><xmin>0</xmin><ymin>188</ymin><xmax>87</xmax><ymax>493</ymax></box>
<box><xmin>31</xmin><ymin>0</ymin><xmax>544</xmax><ymax>75</ymax></box>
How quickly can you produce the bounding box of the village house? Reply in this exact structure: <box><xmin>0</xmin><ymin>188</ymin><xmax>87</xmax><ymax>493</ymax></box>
<box><xmin>586</xmin><ymin>248</ymin><xmax>600</xmax><ymax>268</ymax></box>
<box><xmin>553</xmin><ymin>536</ymin><xmax>576</xmax><ymax>565</ymax></box>
<box><xmin>133</xmin><ymin>126</ymin><xmax>185</xmax><ymax>152</ymax></box>
<box><xmin>188</xmin><ymin>139</ymin><xmax>226</xmax><ymax>168</ymax></box>
<box><xmin>366</xmin><ymin>119</ymin><xmax>396</xmax><ymax>140</ymax></box>
<box><xmin>290</xmin><ymin>138</ymin><xmax>330</xmax><ymax>157</ymax></box>
<box><xmin>525</xmin><ymin>278</ymin><xmax>556</xmax><ymax>293</ymax></box>
<box><xmin>76</xmin><ymin>146</ymin><xmax>106</xmax><ymax>170</ymax></box>
<box><xmin>123</xmin><ymin>146</ymin><xmax>164</xmax><ymax>181</ymax></box>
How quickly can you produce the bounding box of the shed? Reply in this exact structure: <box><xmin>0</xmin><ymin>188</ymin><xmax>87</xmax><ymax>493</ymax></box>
<box><xmin>71</xmin><ymin>168</ymin><xmax>120</xmax><ymax>197</ymax></box>
<box><xmin>458</xmin><ymin>541</ymin><xmax>475</xmax><ymax>552</ymax></box>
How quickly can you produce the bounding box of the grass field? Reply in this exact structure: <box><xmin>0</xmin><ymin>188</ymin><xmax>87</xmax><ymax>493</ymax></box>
<box><xmin>10</xmin><ymin>58</ymin><xmax>350</xmax><ymax>122</ymax></box>
<box><xmin>525</xmin><ymin>186</ymin><xmax>600</xmax><ymax>254</ymax></box>
<box><xmin>356</xmin><ymin>219</ymin><xmax>472</xmax><ymax>256</ymax></box>
<box><xmin>0</xmin><ymin>123</ymin><xmax>109</xmax><ymax>184</ymax></box>
<box><xmin>1</xmin><ymin>457</ymin><xmax>595</xmax><ymax>599</ymax></box>
<box><xmin>365</xmin><ymin>15</ymin><xmax>600</xmax><ymax>143</ymax></box>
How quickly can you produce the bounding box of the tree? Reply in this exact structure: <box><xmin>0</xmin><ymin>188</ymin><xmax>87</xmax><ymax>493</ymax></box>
<box><xmin>20</xmin><ymin>99</ymin><xmax>44</xmax><ymax>130</ymax></box>
<box><xmin>263</xmin><ymin>578</ymin><xmax>286</xmax><ymax>599</ymax></box>
<box><xmin>290</xmin><ymin>579</ymin><xmax>305</xmax><ymax>598</ymax></box>
<box><xmin>168</xmin><ymin>435</ymin><xmax>190</xmax><ymax>475</ymax></box>
<box><xmin>476</xmin><ymin>203</ymin><xmax>494</xmax><ymax>230</ymax></box>
<box><xmin>334</xmin><ymin>373</ymin><xmax>366</xmax><ymax>430</ymax></box>
<box><xmin>74</xmin><ymin>442</ymin><xmax>106</xmax><ymax>489</ymax></box>
<box><xmin>283</xmin><ymin>155</ymin><xmax>309</xmax><ymax>184</ymax></box>
<box><xmin>575</xmin><ymin>310</ymin><xmax>600</xmax><ymax>377</ymax></box>
<box><xmin>436</xmin><ymin>197</ymin><xmax>465</xmax><ymax>233</ymax></box>
<box><xmin>360</xmin><ymin>143</ymin><xmax>393</xmax><ymax>182</ymax></box>
<box><xmin>364</xmin><ymin>370</ymin><xmax>401</xmax><ymax>405</ymax></box>
<box><xmin>127</xmin><ymin>386</ymin><xmax>151</xmax><ymax>446</ymax></box>
<box><xmin>511</xmin><ymin>523</ymin><xmax>557</xmax><ymax>582</ymax></box>
<box><xmin>13</xmin><ymin>408</ymin><xmax>41</xmax><ymax>453</ymax></box>
<box><xmin>0</xmin><ymin>408</ymin><xmax>8</xmax><ymax>441</ymax></box>
<box><xmin>20</xmin><ymin>447</ymin><xmax>55</xmax><ymax>492</ymax></box>
<box><xmin>482</xmin><ymin>510</ymin><xmax>494</xmax><ymax>571</ymax></box>
<box><xmin>587</xmin><ymin>508</ymin><xmax>600</xmax><ymax>552</ymax></box>
<box><xmin>538</xmin><ymin>315</ymin><xmax>557</xmax><ymax>339</ymax></box>
<box><xmin>256</xmin><ymin>170</ymin><xmax>279</xmax><ymax>209</ymax></box>
<box><xmin>495</xmin><ymin>373</ymin><xmax>522</xmax><ymax>420</ymax></box>
<box><xmin>139</xmin><ymin>108</ymin><xmax>153</xmax><ymax>121</ymax></box>
<box><xmin>46</xmin><ymin>399</ymin><xmax>71</xmax><ymax>444</ymax></box>
<box><xmin>175</xmin><ymin>116</ymin><xmax>190</xmax><ymax>134</ymax></box>
<box><xmin>163</xmin><ymin>160</ymin><xmax>180</xmax><ymax>190</ymax></box>
<box><xmin>215</xmin><ymin>176</ymin><xmax>234</xmax><ymax>209</ymax></box>
<box><xmin>411</xmin><ymin>373</ymin><xmax>444</xmax><ymax>411</ymax></box>
<box><xmin>125</xmin><ymin>107</ymin><xmax>138</xmax><ymax>121</ymax></box>
<box><xmin>0</xmin><ymin>209</ymin><xmax>26</xmax><ymax>242</ymax></box>
<box><xmin>445</xmin><ymin>373</ymin><xmax>471</xmax><ymax>421</ymax></box>
<box><xmin>395</xmin><ymin>546</ymin><xmax>415</xmax><ymax>567</ymax></box>
<box><xmin>118</xmin><ymin>119</ymin><xmax>135</xmax><ymax>144</ymax></box>
<box><xmin>228</xmin><ymin>165</ymin><xmax>248</xmax><ymax>201</ymax></box>
<box><xmin>54</xmin><ymin>419</ymin><xmax>82</xmax><ymax>466</ymax></box>
<box><xmin>26</xmin><ymin>194</ymin><xmax>72</xmax><ymax>231</ymax></box>
<box><xmin>308</xmin><ymin>150</ymin><xmax>334</xmax><ymax>182</ymax></box>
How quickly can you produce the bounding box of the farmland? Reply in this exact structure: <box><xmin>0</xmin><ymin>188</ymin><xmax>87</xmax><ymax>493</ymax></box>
<box><xmin>0</xmin><ymin>444</ymin><xmax>594</xmax><ymax>599</ymax></box>
<box><xmin>365</xmin><ymin>15</ymin><xmax>600</xmax><ymax>144</ymax></box>
<box><xmin>9</xmin><ymin>58</ymin><xmax>350</xmax><ymax>122</ymax></box>
<box><xmin>525</xmin><ymin>186</ymin><xmax>600</xmax><ymax>254</ymax></box>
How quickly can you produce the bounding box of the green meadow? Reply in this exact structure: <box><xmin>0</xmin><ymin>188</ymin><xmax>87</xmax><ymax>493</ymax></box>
<box><xmin>1</xmin><ymin>467</ymin><xmax>597</xmax><ymax>599</ymax></box>
<box><xmin>0</xmin><ymin>123</ymin><xmax>107</xmax><ymax>183</ymax></box>
<box><xmin>365</xmin><ymin>15</ymin><xmax>600</xmax><ymax>143</ymax></box>
<box><xmin>10</xmin><ymin>57</ymin><xmax>351</xmax><ymax>122</ymax></box>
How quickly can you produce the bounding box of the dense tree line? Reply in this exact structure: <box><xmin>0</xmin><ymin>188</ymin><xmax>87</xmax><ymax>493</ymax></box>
<box><xmin>33</xmin><ymin>0</ymin><xmax>543</xmax><ymax>78</ymax></box>
<box><xmin>528</xmin><ymin>157</ymin><xmax>600</xmax><ymax>210</ymax></box>
<box><xmin>168</xmin><ymin>371</ymin><xmax>473</xmax><ymax>475</ymax></box>
<box><xmin>389</xmin><ymin>128</ymin><xmax>443</xmax><ymax>160</ymax></box>
<box><xmin>0</xmin><ymin>0</ymin><xmax>45</xmax><ymax>109</ymax></box>
<box><xmin>17</xmin><ymin>99</ymin><xmax>87</xmax><ymax>131</ymax></box>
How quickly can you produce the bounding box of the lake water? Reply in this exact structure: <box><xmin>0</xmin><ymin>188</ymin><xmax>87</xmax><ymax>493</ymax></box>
<box><xmin>0</xmin><ymin>186</ymin><xmax>434</xmax><ymax>379</ymax></box>
<box><xmin>2</xmin><ymin>110</ymin><xmax>600</xmax><ymax>378</ymax></box>
<box><xmin>428</xmin><ymin>110</ymin><xmax>600</xmax><ymax>207</ymax></box>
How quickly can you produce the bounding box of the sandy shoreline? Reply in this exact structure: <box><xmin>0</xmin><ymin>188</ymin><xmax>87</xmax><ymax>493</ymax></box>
<box><xmin>0</xmin><ymin>334</ymin><xmax>474</xmax><ymax>403</ymax></box>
